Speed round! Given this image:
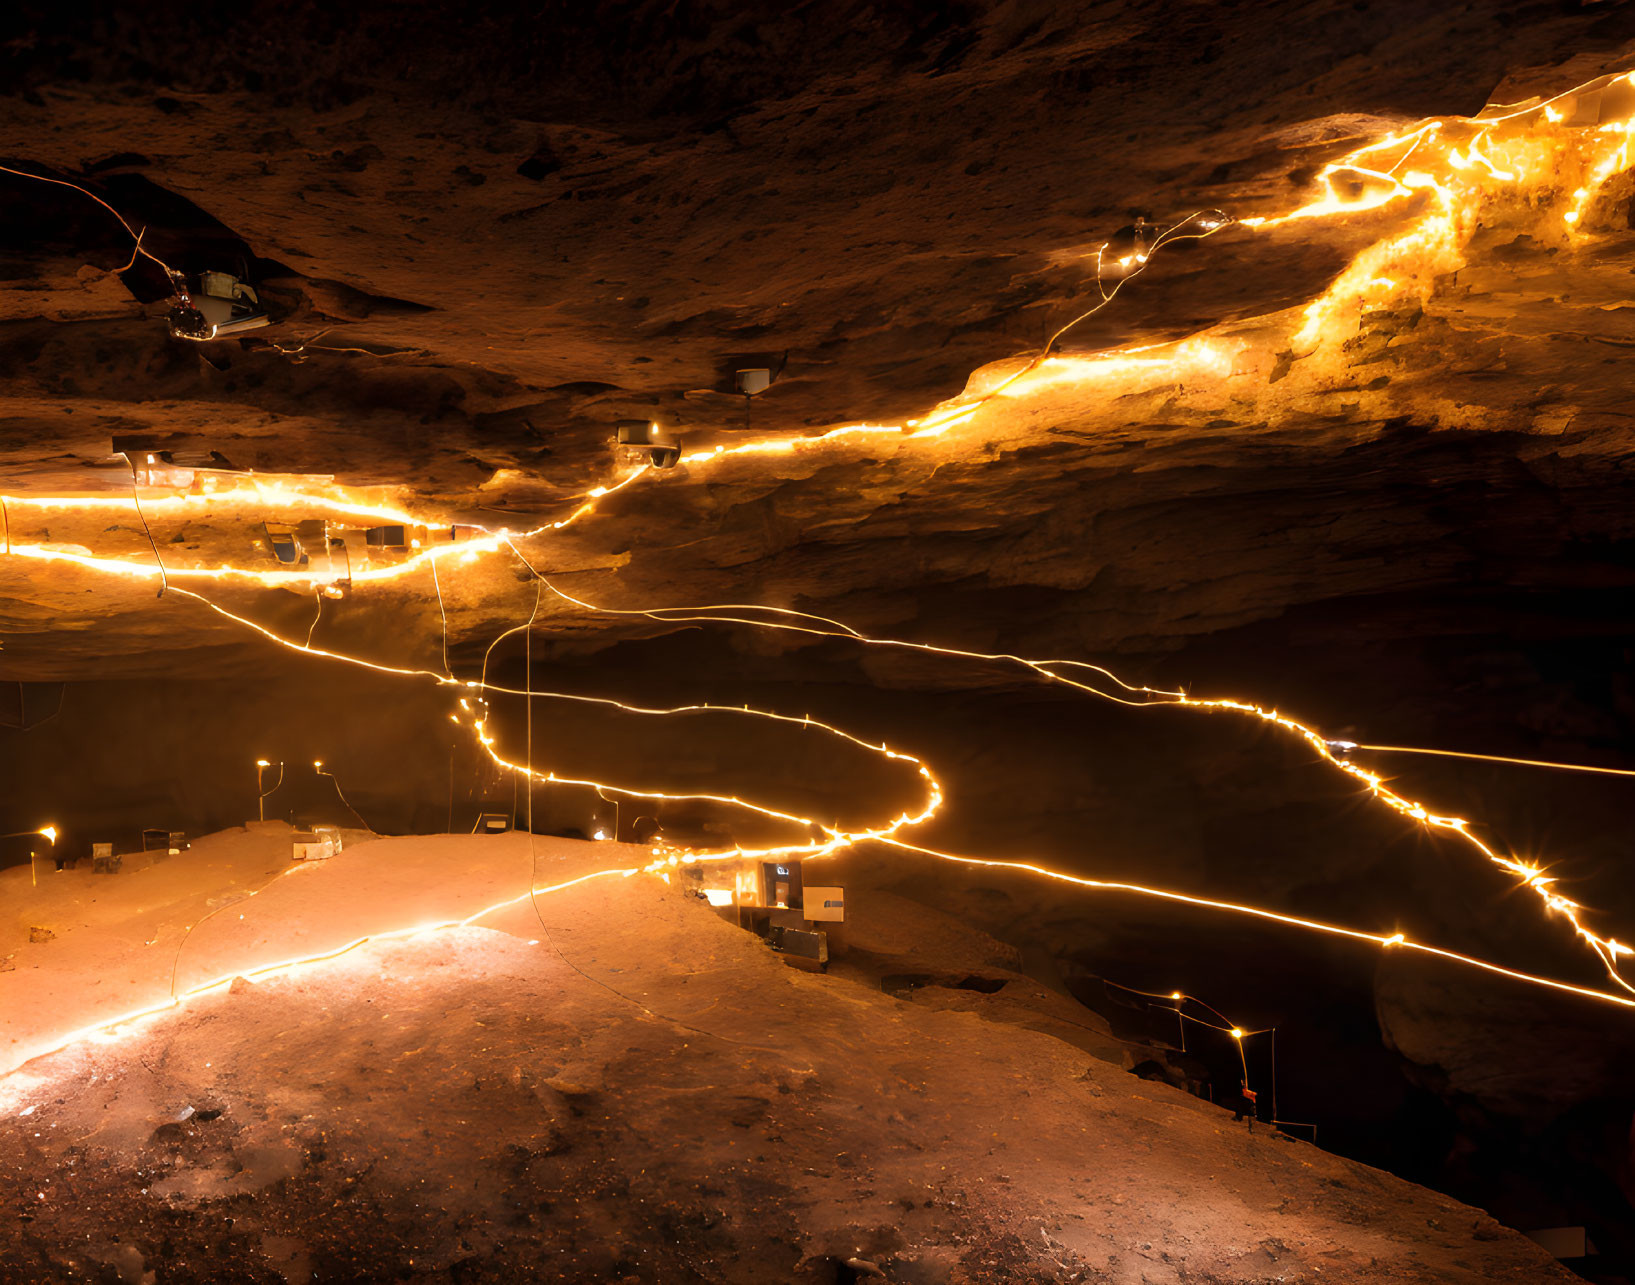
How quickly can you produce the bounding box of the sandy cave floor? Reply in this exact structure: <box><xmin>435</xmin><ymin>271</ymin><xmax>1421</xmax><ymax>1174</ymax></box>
<box><xmin>0</xmin><ymin>828</ymin><xmax>1573</xmax><ymax>1283</ymax></box>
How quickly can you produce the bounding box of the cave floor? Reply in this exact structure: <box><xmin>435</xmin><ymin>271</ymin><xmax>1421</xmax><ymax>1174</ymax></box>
<box><xmin>0</xmin><ymin>829</ymin><xmax>1570</xmax><ymax>1283</ymax></box>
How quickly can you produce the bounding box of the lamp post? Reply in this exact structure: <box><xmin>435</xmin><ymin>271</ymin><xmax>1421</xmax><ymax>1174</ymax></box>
<box><xmin>3</xmin><ymin>826</ymin><xmax>57</xmax><ymax>887</ymax></box>
<box><xmin>256</xmin><ymin>759</ymin><xmax>284</xmax><ymax>822</ymax></box>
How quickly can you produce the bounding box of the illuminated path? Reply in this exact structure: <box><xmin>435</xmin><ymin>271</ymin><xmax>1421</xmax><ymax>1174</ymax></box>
<box><xmin>7</xmin><ymin>67</ymin><xmax>1635</xmax><ymax>1081</ymax></box>
<box><xmin>0</xmin><ymin>831</ymin><xmax>642</xmax><ymax>1080</ymax></box>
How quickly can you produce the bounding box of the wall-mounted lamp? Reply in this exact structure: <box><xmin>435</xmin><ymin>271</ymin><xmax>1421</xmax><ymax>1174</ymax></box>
<box><xmin>256</xmin><ymin>759</ymin><xmax>284</xmax><ymax>822</ymax></box>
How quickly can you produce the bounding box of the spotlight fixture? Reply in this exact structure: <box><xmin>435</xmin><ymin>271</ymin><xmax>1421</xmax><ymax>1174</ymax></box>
<box><xmin>255</xmin><ymin>759</ymin><xmax>284</xmax><ymax>823</ymax></box>
<box><xmin>735</xmin><ymin>368</ymin><xmax>771</xmax><ymax>396</ymax></box>
<box><xmin>166</xmin><ymin>269</ymin><xmax>271</xmax><ymax>341</ymax></box>
<box><xmin>614</xmin><ymin>420</ymin><xmax>681</xmax><ymax>469</ymax></box>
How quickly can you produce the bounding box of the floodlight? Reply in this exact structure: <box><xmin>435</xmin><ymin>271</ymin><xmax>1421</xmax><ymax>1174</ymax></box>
<box><xmin>736</xmin><ymin>368</ymin><xmax>771</xmax><ymax>396</ymax></box>
<box><xmin>614</xmin><ymin>420</ymin><xmax>681</xmax><ymax>469</ymax></box>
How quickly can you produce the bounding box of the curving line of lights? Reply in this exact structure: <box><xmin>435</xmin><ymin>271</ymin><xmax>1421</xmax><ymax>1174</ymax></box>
<box><xmin>138</xmin><ymin>568</ymin><xmax>1635</xmax><ymax>1016</ymax></box>
<box><xmin>8</xmin><ymin>67</ymin><xmax>1635</xmax><ymax>1083</ymax></box>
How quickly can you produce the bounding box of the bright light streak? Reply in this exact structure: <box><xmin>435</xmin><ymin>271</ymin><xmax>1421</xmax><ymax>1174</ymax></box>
<box><xmin>1</xmin><ymin>480</ymin><xmax>421</xmax><ymax>526</ymax></box>
<box><xmin>13</xmin><ymin>65</ymin><xmax>1635</xmax><ymax>1082</ymax></box>
<box><xmin>0</xmin><ymin>467</ymin><xmax>650</xmax><ymax>592</ymax></box>
<box><xmin>1353</xmin><ymin>744</ymin><xmax>1635</xmax><ymax>778</ymax></box>
<box><xmin>875</xmin><ymin>835</ymin><xmax>1635</xmax><ymax>1009</ymax></box>
<box><xmin>530</xmin><ymin>577</ymin><xmax>1635</xmax><ymax>1000</ymax></box>
<box><xmin>129</xmin><ymin>564</ymin><xmax>1635</xmax><ymax>1016</ymax></box>
<box><xmin>3</xmin><ymin>867</ymin><xmax>638</xmax><ymax>1075</ymax></box>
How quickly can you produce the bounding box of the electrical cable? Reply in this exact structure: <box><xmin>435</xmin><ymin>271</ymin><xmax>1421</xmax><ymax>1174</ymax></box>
<box><xmin>1351</xmin><ymin>743</ymin><xmax>1635</xmax><ymax>778</ymax></box>
<box><xmin>315</xmin><ymin>764</ymin><xmax>374</xmax><ymax>832</ymax></box>
<box><xmin>431</xmin><ymin>553</ymin><xmax>453</xmax><ymax>678</ymax></box>
<box><xmin>153</xmin><ymin>562</ymin><xmax>1635</xmax><ymax>1013</ymax></box>
<box><xmin>119</xmin><ymin>453</ymin><xmax>167</xmax><ymax>598</ymax></box>
<box><xmin>258</xmin><ymin>761</ymin><xmax>286</xmax><ymax>814</ymax></box>
<box><xmin>0</xmin><ymin>163</ymin><xmax>178</xmax><ymax>279</ymax></box>
<box><xmin>495</xmin><ymin>554</ymin><xmax>782</xmax><ymax>1054</ymax></box>
<box><xmin>1043</xmin><ymin>210</ymin><xmax>1233</xmax><ymax>355</ymax></box>
<box><xmin>21</xmin><ymin>74</ymin><xmax>1635</xmax><ymax>1068</ymax></box>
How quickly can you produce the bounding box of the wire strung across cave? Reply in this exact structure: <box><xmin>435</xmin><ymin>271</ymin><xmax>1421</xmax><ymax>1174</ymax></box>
<box><xmin>0</xmin><ymin>162</ymin><xmax>179</xmax><ymax>280</ymax></box>
<box><xmin>130</xmin><ymin>562</ymin><xmax>1635</xmax><ymax>1023</ymax></box>
<box><xmin>11</xmin><ymin>66</ymin><xmax>1635</xmax><ymax>1076</ymax></box>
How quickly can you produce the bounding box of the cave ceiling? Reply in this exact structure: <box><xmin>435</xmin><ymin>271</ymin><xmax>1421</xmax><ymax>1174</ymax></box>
<box><xmin>3</xmin><ymin>0</ymin><xmax>1634</xmax><ymax>700</ymax></box>
<box><xmin>6</xmin><ymin>0</ymin><xmax>1635</xmax><ymax>1204</ymax></box>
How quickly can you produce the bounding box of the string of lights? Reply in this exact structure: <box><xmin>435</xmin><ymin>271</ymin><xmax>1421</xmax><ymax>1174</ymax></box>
<box><xmin>140</xmin><ymin>572</ymin><xmax>1635</xmax><ymax>1019</ymax></box>
<box><xmin>11</xmin><ymin>65</ymin><xmax>1635</xmax><ymax>1083</ymax></box>
<box><xmin>153</xmin><ymin>543</ymin><xmax>1635</xmax><ymax>1013</ymax></box>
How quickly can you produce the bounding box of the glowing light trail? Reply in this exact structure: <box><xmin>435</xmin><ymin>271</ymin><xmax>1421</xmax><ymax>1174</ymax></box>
<box><xmin>0</xmin><ymin>467</ymin><xmax>651</xmax><ymax>590</ymax></box>
<box><xmin>7</xmin><ymin>866</ymin><xmax>638</xmax><ymax>1077</ymax></box>
<box><xmin>76</xmin><ymin>497</ymin><xmax>1635</xmax><ymax>1012</ymax></box>
<box><xmin>1351</xmin><ymin>744</ymin><xmax>1635</xmax><ymax>778</ymax></box>
<box><xmin>12</xmin><ymin>63</ymin><xmax>1635</xmax><ymax>1083</ymax></box>
<box><xmin>159</xmin><ymin>582</ymin><xmax>943</xmax><ymax>864</ymax></box>
<box><xmin>148</xmin><ymin>566</ymin><xmax>1635</xmax><ymax>1016</ymax></box>
<box><xmin>875</xmin><ymin>835</ymin><xmax>1635</xmax><ymax>1010</ymax></box>
<box><xmin>532</xmin><ymin>578</ymin><xmax>1635</xmax><ymax>997</ymax></box>
<box><xmin>0</xmin><ymin>481</ymin><xmax>421</xmax><ymax>526</ymax></box>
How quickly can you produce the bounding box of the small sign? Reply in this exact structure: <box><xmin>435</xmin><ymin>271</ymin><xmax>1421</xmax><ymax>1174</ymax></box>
<box><xmin>803</xmin><ymin>886</ymin><xmax>845</xmax><ymax>923</ymax></box>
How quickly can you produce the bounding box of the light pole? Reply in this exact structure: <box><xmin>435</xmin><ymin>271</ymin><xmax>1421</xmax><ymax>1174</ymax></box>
<box><xmin>256</xmin><ymin>759</ymin><xmax>284</xmax><ymax>822</ymax></box>
<box><xmin>4</xmin><ymin>826</ymin><xmax>57</xmax><ymax>887</ymax></box>
<box><xmin>594</xmin><ymin>788</ymin><xmax>620</xmax><ymax>842</ymax></box>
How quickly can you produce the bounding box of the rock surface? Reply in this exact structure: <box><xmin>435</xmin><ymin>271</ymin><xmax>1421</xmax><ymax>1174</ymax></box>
<box><xmin>6</xmin><ymin>0</ymin><xmax>1635</xmax><ymax>1272</ymax></box>
<box><xmin>0</xmin><ymin>830</ymin><xmax>1573</xmax><ymax>1283</ymax></box>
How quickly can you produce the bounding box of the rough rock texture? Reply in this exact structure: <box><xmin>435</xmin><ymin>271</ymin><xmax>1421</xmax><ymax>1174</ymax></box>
<box><xmin>0</xmin><ymin>831</ymin><xmax>1574</xmax><ymax>1283</ymax></box>
<box><xmin>6</xmin><ymin>0</ymin><xmax>1635</xmax><ymax>1274</ymax></box>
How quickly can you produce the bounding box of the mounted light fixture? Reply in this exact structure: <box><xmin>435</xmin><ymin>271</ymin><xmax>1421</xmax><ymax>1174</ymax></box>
<box><xmin>167</xmin><ymin>270</ymin><xmax>271</xmax><ymax>341</ymax></box>
<box><xmin>614</xmin><ymin>420</ymin><xmax>681</xmax><ymax>469</ymax></box>
<box><xmin>735</xmin><ymin>368</ymin><xmax>771</xmax><ymax>396</ymax></box>
<box><xmin>255</xmin><ymin>759</ymin><xmax>284</xmax><ymax>822</ymax></box>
